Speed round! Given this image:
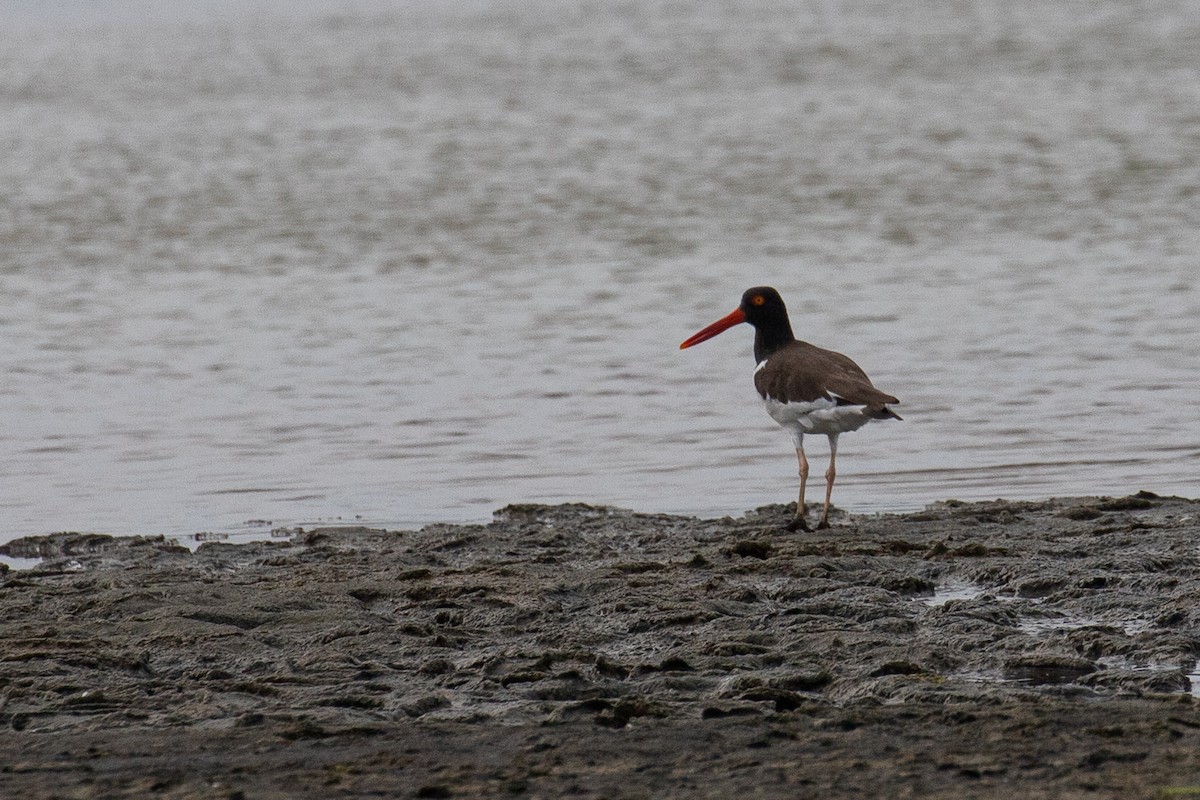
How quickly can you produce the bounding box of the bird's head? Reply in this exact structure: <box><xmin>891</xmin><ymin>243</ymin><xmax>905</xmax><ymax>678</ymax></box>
<box><xmin>679</xmin><ymin>286</ymin><xmax>788</xmax><ymax>349</ymax></box>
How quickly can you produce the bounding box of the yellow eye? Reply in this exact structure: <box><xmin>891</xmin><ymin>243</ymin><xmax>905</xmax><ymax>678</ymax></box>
<box><xmin>751</xmin><ymin>295</ymin><xmax>765</xmax><ymax>306</ymax></box>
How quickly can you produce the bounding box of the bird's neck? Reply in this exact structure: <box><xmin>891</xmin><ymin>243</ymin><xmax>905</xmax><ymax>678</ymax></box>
<box><xmin>753</xmin><ymin>322</ymin><xmax>795</xmax><ymax>363</ymax></box>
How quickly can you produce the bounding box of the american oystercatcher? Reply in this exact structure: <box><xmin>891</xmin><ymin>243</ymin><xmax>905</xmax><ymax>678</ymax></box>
<box><xmin>680</xmin><ymin>286</ymin><xmax>901</xmax><ymax>531</ymax></box>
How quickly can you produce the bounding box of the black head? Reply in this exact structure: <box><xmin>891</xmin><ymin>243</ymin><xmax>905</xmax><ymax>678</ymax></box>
<box><xmin>738</xmin><ymin>286</ymin><xmax>789</xmax><ymax>328</ymax></box>
<box><xmin>680</xmin><ymin>285</ymin><xmax>795</xmax><ymax>356</ymax></box>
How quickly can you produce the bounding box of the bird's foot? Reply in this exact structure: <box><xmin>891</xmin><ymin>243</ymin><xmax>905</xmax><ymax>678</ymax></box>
<box><xmin>815</xmin><ymin>517</ymin><xmax>831</xmax><ymax>530</ymax></box>
<box><xmin>785</xmin><ymin>515</ymin><xmax>810</xmax><ymax>532</ymax></box>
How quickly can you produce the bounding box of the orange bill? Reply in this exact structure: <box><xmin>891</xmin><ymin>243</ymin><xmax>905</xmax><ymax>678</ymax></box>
<box><xmin>679</xmin><ymin>307</ymin><xmax>746</xmax><ymax>349</ymax></box>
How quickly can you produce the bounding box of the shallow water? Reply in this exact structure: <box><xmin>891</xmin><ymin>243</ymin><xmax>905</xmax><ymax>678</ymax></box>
<box><xmin>1</xmin><ymin>0</ymin><xmax>1198</xmax><ymax>543</ymax></box>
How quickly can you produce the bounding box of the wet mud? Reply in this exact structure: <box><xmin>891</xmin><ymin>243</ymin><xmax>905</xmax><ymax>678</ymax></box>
<box><xmin>3</xmin><ymin>493</ymin><xmax>1200</xmax><ymax>798</ymax></box>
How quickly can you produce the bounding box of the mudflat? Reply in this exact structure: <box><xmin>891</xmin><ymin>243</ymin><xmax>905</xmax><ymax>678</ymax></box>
<box><xmin>2</xmin><ymin>494</ymin><xmax>1199</xmax><ymax>798</ymax></box>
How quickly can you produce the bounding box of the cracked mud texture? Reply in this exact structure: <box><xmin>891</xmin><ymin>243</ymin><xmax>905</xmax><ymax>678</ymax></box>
<box><xmin>2</xmin><ymin>493</ymin><xmax>1200</xmax><ymax>798</ymax></box>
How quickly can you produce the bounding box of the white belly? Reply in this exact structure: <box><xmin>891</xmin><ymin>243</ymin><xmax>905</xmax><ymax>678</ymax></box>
<box><xmin>762</xmin><ymin>394</ymin><xmax>874</xmax><ymax>445</ymax></box>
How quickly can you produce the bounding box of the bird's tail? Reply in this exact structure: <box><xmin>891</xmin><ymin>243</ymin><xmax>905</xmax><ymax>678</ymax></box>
<box><xmin>870</xmin><ymin>404</ymin><xmax>903</xmax><ymax>421</ymax></box>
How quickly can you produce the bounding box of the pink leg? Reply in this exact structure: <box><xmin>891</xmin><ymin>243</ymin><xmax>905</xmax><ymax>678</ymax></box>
<box><xmin>796</xmin><ymin>445</ymin><xmax>809</xmax><ymax>517</ymax></box>
<box><xmin>816</xmin><ymin>435</ymin><xmax>838</xmax><ymax>530</ymax></box>
<box><xmin>785</xmin><ymin>444</ymin><xmax>810</xmax><ymax>531</ymax></box>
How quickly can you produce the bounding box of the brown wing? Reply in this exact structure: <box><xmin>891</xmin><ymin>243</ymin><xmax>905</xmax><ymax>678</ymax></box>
<box><xmin>755</xmin><ymin>341</ymin><xmax>900</xmax><ymax>414</ymax></box>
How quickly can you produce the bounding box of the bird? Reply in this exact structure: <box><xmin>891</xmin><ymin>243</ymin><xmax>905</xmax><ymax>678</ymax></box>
<box><xmin>679</xmin><ymin>286</ymin><xmax>901</xmax><ymax>531</ymax></box>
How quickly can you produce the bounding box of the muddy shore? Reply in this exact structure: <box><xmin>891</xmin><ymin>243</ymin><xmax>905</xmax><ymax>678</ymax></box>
<box><xmin>3</xmin><ymin>493</ymin><xmax>1200</xmax><ymax>798</ymax></box>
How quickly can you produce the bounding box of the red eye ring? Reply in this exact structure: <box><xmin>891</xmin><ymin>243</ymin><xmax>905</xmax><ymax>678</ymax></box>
<box><xmin>751</xmin><ymin>295</ymin><xmax>765</xmax><ymax>306</ymax></box>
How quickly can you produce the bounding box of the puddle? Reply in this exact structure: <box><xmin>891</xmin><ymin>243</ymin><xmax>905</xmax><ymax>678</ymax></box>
<box><xmin>0</xmin><ymin>555</ymin><xmax>44</xmax><ymax>572</ymax></box>
<box><xmin>921</xmin><ymin>581</ymin><xmax>1023</xmax><ymax>607</ymax></box>
<box><xmin>1018</xmin><ymin>613</ymin><xmax>1149</xmax><ymax>638</ymax></box>
<box><xmin>951</xmin><ymin>669</ymin><xmax>1015</xmax><ymax>685</ymax></box>
<box><xmin>1018</xmin><ymin>615</ymin><xmax>1105</xmax><ymax>635</ymax></box>
<box><xmin>922</xmin><ymin>581</ymin><xmax>986</xmax><ymax>606</ymax></box>
<box><xmin>1097</xmin><ymin>655</ymin><xmax>1184</xmax><ymax>676</ymax></box>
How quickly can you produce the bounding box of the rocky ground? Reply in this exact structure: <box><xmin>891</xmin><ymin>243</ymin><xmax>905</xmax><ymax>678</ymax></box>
<box><xmin>2</xmin><ymin>493</ymin><xmax>1200</xmax><ymax>798</ymax></box>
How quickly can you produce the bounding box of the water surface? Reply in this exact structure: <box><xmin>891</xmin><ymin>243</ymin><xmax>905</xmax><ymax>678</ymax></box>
<box><xmin>1</xmin><ymin>0</ymin><xmax>1197</xmax><ymax>544</ymax></box>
